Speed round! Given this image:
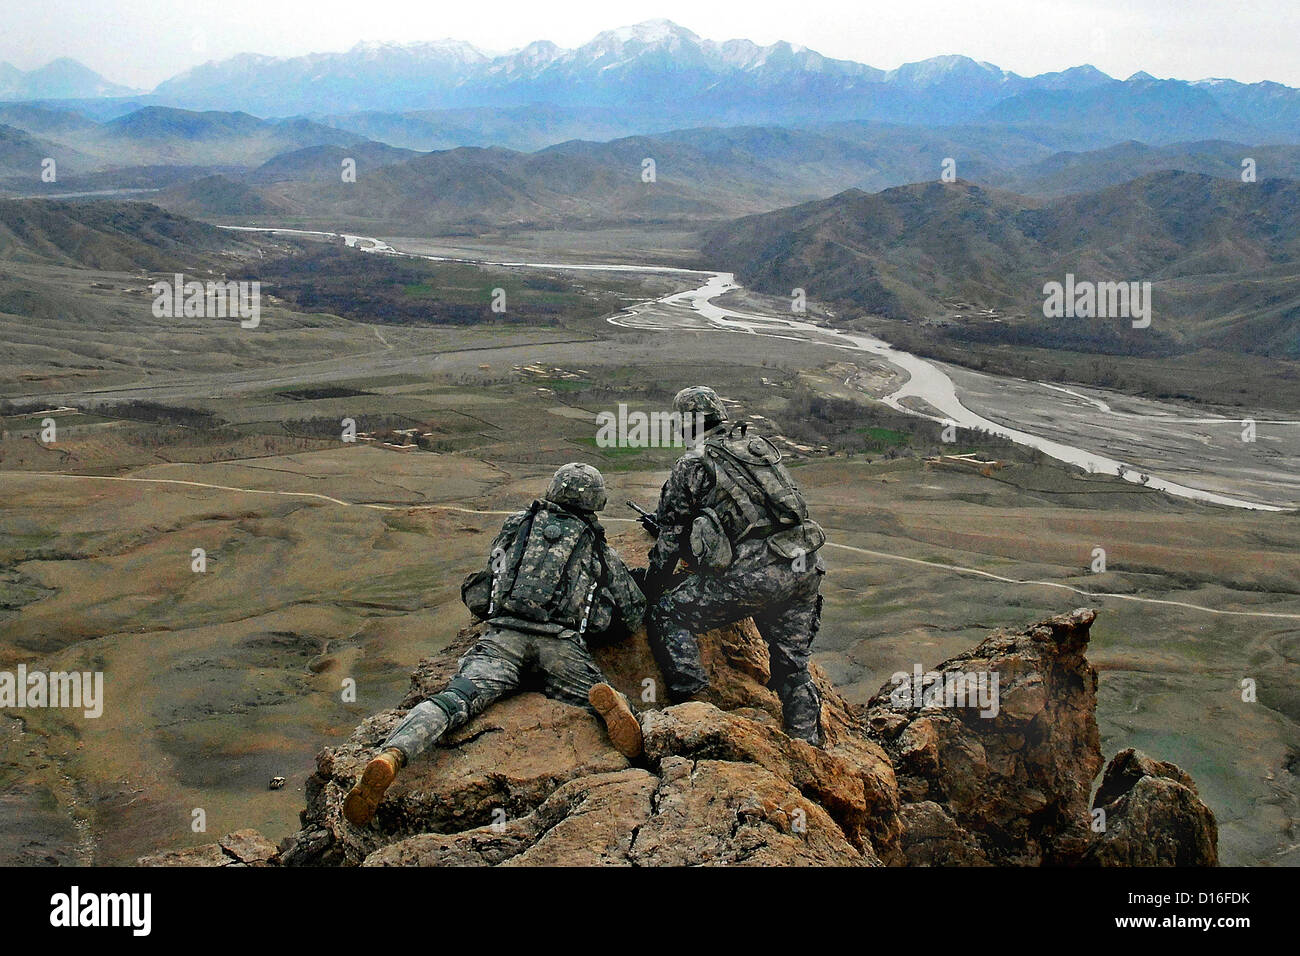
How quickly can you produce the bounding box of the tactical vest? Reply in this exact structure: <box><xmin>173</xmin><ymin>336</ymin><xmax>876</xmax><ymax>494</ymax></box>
<box><xmin>467</xmin><ymin>501</ymin><xmax>612</xmax><ymax>635</ymax></box>
<box><xmin>693</xmin><ymin>425</ymin><xmax>825</xmax><ymax>569</ymax></box>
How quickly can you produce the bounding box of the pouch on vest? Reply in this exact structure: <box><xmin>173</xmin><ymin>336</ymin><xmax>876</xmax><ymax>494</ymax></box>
<box><xmin>766</xmin><ymin>519</ymin><xmax>826</xmax><ymax>564</ymax></box>
<box><xmin>689</xmin><ymin>507</ymin><xmax>734</xmax><ymax>573</ymax></box>
<box><xmin>461</xmin><ymin>568</ymin><xmax>492</xmax><ymax>618</ymax></box>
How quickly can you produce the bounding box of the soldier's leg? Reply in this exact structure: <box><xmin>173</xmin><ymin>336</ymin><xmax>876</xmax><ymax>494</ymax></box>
<box><xmin>538</xmin><ymin>635</ymin><xmax>642</xmax><ymax>758</ymax></box>
<box><xmin>536</xmin><ymin>634</ymin><xmax>612</xmax><ymax>711</ymax></box>
<box><xmin>383</xmin><ymin>630</ymin><xmax>527</xmax><ymax>763</ymax></box>
<box><xmin>647</xmin><ymin>572</ymin><xmax>766</xmax><ymax>701</ymax></box>
<box><xmin>346</xmin><ymin>630</ymin><xmax>529</xmax><ymax>826</ymax></box>
<box><xmin>755</xmin><ymin>588</ymin><xmax>824</xmax><ymax>746</ymax></box>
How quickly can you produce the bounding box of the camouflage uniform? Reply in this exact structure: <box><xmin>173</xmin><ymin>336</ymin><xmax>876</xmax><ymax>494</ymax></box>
<box><xmin>646</xmin><ymin>390</ymin><xmax>826</xmax><ymax>745</ymax></box>
<box><xmin>385</xmin><ymin>464</ymin><xmax>645</xmax><ymax>763</ymax></box>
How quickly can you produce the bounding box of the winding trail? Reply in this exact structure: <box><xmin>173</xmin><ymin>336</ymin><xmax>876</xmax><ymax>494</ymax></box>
<box><xmin>10</xmin><ymin>470</ymin><xmax>1300</xmax><ymax>621</ymax></box>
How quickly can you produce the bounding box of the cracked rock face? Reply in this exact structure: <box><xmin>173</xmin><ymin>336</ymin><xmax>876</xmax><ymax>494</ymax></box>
<box><xmin>145</xmin><ymin>600</ymin><xmax>1219</xmax><ymax>867</ymax></box>
<box><xmin>366</xmin><ymin>758</ymin><xmax>869</xmax><ymax>867</ymax></box>
<box><xmin>864</xmin><ymin>607</ymin><xmax>1107</xmax><ymax>866</ymax></box>
<box><xmin>138</xmin><ymin>828</ymin><xmax>278</xmax><ymax>867</ymax></box>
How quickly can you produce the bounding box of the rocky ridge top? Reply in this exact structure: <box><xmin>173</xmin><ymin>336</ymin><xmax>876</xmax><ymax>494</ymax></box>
<box><xmin>143</xmin><ymin>593</ymin><xmax>1217</xmax><ymax>866</ymax></box>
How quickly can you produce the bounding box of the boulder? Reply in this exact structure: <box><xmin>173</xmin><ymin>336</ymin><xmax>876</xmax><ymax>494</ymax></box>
<box><xmin>366</xmin><ymin>759</ymin><xmax>869</xmax><ymax>867</ymax></box>
<box><xmin>1083</xmin><ymin>749</ymin><xmax>1219</xmax><ymax>866</ymax></box>
<box><xmin>864</xmin><ymin>607</ymin><xmax>1104</xmax><ymax>865</ymax></box>
<box><xmin>895</xmin><ymin>802</ymin><xmax>990</xmax><ymax>866</ymax></box>
<box><xmin>278</xmin><ymin>606</ymin><xmax>901</xmax><ymax>866</ymax></box>
<box><xmin>137</xmin><ymin>828</ymin><xmax>279</xmax><ymax>867</ymax></box>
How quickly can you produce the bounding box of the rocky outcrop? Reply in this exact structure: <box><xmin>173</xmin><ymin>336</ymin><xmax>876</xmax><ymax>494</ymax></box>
<box><xmin>138</xmin><ymin>828</ymin><xmax>279</xmax><ymax>867</ymax></box>
<box><xmin>277</xmin><ymin>612</ymin><xmax>902</xmax><ymax>867</ymax></box>
<box><xmin>864</xmin><ymin>607</ymin><xmax>1104</xmax><ymax>866</ymax></box>
<box><xmin>143</xmin><ymin>581</ymin><xmax>1219</xmax><ymax>867</ymax></box>
<box><xmin>1083</xmin><ymin>749</ymin><xmax>1219</xmax><ymax>866</ymax></box>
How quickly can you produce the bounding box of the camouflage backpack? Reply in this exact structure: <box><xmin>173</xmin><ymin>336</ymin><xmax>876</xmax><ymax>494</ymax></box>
<box><xmin>695</xmin><ymin>424</ymin><xmax>826</xmax><ymax>569</ymax></box>
<box><xmin>462</xmin><ymin>501</ymin><xmax>612</xmax><ymax>635</ymax></box>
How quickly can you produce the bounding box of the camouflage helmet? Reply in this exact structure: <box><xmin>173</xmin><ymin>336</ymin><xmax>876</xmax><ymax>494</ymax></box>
<box><xmin>673</xmin><ymin>386</ymin><xmax>728</xmax><ymax>426</ymax></box>
<box><xmin>544</xmin><ymin>462</ymin><xmax>608</xmax><ymax>513</ymax></box>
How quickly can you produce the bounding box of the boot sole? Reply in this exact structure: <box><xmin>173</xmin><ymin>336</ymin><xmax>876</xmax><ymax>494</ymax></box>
<box><xmin>589</xmin><ymin>683</ymin><xmax>643</xmax><ymax>758</ymax></box>
<box><xmin>343</xmin><ymin>756</ymin><xmax>398</xmax><ymax>826</ymax></box>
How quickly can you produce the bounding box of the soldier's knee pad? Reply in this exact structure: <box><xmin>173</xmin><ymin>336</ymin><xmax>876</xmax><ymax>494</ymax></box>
<box><xmin>429</xmin><ymin>675</ymin><xmax>480</xmax><ymax>721</ymax></box>
<box><xmin>446</xmin><ymin>675</ymin><xmax>479</xmax><ymax>703</ymax></box>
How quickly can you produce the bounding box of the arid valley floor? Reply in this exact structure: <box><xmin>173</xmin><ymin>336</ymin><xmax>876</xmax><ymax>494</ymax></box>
<box><xmin>2</xmin><ymin>226</ymin><xmax>1300</xmax><ymax>868</ymax></box>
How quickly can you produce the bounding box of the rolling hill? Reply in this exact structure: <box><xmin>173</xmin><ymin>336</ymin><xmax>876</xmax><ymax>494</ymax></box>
<box><xmin>316</xmin><ymin>104</ymin><xmax>660</xmax><ymax>153</ymax></box>
<box><xmin>983</xmin><ymin>140</ymin><xmax>1300</xmax><ymax>196</ymax></box>
<box><xmin>0</xmin><ymin>124</ymin><xmax>65</xmax><ymax>178</ymax></box>
<box><xmin>153</xmin><ymin>175</ymin><xmax>290</xmax><ymax>217</ymax></box>
<box><xmin>142</xmin><ymin>122</ymin><xmax>1300</xmax><ymax>235</ymax></box>
<box><xmin>707</xmin><ymin>173</ymin><xmax>1300</xmax><ymax>357</ymax></box>
<box><xmin>980</xmin><ymin>77</ymin><xmax>1258</xmax><ymax>145</ymax></box>
<box><xmin>0</xmin><ymin>107</ymin><xmax>390</xmax><ymax>196</ymax></box>
<box><xmin>223</xmin><ymin>130</ymin><xmax>958</xmax><ymax>229</ymax></box>
<box><xmin>247</xmin><ymin>141</ymin><xmax>419</xmax><ymax>184</ymax></box>
<box><xmin>91</xmin><ymin>108</ymin><xmax>360</xmax><ymax>165</ymax></box>
<box><xmin>0</xmin><ymin>199</ymin><xmax>265</xmax><ymax>269</ymax></box>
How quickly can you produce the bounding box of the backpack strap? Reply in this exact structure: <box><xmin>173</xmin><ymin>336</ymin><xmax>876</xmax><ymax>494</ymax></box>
<box><xmin>703</xmin><ymin>426</ymin><xmax>807</xmax><ymax>542</ymax></box>
<box><xmin>573</xmin><ymin>509</ymin><xmax>611</xmax><ymax>587</ymax></box>
<box><xmin>557</xmin><ymin>507</ymin><xmax>609</xmax><ymax>637</ymax></box>
<box><xmin>489</xmin><ymin>500</ymin><xmax>541</xmax><ymax>617</ymax></box>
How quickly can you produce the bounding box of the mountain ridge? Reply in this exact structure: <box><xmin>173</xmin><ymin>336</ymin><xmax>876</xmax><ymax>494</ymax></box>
<box><xmin>9</xmin><ymin>22</ymin><xmax>1298</xmax><ymax>147</ymax></box>
<box><xmin>109</xmin><ymin>20</ymin><xmax>1300</xmax><ymax>142</ymax></box>
<box><xmin>0</xmin><ymin>57</ymin><xmax>138</xmax><ymax>101</ymax></box>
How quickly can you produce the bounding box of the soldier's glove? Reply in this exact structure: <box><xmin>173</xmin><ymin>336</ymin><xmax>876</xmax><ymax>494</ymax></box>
<box><xmin>637</xmin><ymin>514</ymin><xmax>660</xmax><ymax>538</ymax></box>
<box><xmin>628</xmin><ymin>566</ymin><xmax>649</xmax><ymax>591</ymax></box>
<box><xmin>641</xmin><ymin>567</ymin><xmax>674</xmax><ymax>602</ymax></box>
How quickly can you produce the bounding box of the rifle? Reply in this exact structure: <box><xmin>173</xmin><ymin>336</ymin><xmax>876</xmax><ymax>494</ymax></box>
<box><xmin>626</xmin><ymin>500</ymin><xmax>660</xmax><ymax>538</ymax></box>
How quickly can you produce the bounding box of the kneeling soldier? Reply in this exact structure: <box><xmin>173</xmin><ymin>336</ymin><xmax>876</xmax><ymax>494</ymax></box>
<box><xmin>643</xmin><ymin>386</ymin><xmax>828</xmax><ymax>746</ymax></box>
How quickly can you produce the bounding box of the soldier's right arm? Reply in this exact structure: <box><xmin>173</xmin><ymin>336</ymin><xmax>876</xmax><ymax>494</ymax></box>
<box><xmin>647</xmin><ymin>452</ymin><xmax>713</xmax><ymax>583</ymax></box>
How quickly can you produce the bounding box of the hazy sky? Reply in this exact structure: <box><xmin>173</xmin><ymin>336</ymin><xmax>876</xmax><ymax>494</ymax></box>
<box><xmin>3</xmin><ymin>0</ymin><xmax>1298</xmax><ymax>89</ymax></box>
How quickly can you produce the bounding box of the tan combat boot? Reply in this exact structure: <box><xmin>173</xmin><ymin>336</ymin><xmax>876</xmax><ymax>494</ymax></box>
<box><xmin>588</xmin><ymin>683</ymin><xmax>643</xmax><ymax>758</ymax></box>
<box><xmin>343</xmin><ymin>747</ymin><xmax>404</xmax><ymax>826</ymax></box>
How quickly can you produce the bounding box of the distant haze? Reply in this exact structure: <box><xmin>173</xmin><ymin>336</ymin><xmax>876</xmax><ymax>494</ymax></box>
<box><xmin>3</xmin><ymin>0</ymin><xmax>1299</xmax><ymax>90</ymax></box>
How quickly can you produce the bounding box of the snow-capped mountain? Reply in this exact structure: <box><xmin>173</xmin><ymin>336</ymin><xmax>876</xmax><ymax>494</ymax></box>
<box><xmin>151</xmin><ymin>40</ymin><xmax>491</xmax><ymax>116</ymax></box>
<box><xmin>138</xmin><ymin>19</ymin><xmax>1071</xmax><ymax>117</ymax></box>
<box><xmin>19</xmin><ymin>20</ymin><xmax>1296</xmax><ymax>142</ymax></box>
